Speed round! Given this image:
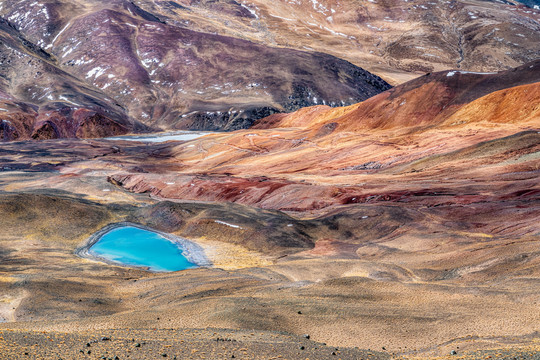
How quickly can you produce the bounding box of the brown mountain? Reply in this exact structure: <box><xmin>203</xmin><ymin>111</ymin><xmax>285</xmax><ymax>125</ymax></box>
<box><xmin>118</xmin><ymin>0</ymin><xmax>540</xmax><ymax>84</ymax></box>
<box><xmin>0</xmin><ymin>17</ymin><xmax>147</xmax><ymax>141</ymax></box>
<box><xmin>1</xmin><ymin>0</ymin><xmax>539</xmax><ymax>140</ymax></box>
<box><xmin>108</xmin><ymin>60</ymin><xmax>540</xmax><ymax>213</ymax></box>
<box><xmin>0</xmin><ymin>0</ymin><xmax>390</xmax><ymax>139</ymax></box>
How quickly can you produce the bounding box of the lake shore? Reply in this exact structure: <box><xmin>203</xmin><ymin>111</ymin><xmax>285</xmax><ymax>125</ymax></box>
<box><xmin>75</xmin><ymin>222</ymin><xmax>212</xmax><ymax>272</ymax></box>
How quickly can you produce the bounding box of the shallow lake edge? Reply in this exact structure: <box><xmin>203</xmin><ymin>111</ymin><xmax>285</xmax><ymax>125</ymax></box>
<box><xmin>75</xmin><ymin>222</ymin><xmax>212</xmax><ymax>272</ymax></box>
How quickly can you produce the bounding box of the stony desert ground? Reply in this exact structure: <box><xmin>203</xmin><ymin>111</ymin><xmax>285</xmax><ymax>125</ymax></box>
<box><xmin>0</xmin><ymin>0</ymin><xmax>539</xmax><ymax>359</ymax></box>
<box><xmin>0</xmin><ymin>60</ymin><xmax>539</xmax><ymax>358</ymax></box>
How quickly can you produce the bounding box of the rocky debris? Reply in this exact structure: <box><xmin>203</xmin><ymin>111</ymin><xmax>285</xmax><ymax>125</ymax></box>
<box><xmin>0</xmin><ymin>329</ymin><xmax>392</xmax><ymax>359</ymax></box>
<box><xmin>341</xmin><ymin>162</ymin><xmax>383</xmax><ymax>171</ymax></box>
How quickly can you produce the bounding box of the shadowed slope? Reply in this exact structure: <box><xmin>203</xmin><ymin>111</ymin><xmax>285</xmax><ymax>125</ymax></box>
<box><xmin>253</xmin><ymin>59</ymin><xmax>540</xmax><ymax>132</ymax></box>
<box><xmin>103</xmin><ymin>0</ymin><xmax>540</xmax><ymax>84</ymax></box>
<box><xmin>0</xmin><ymin>0</ymin><xmax>391</xmax><ymax>135</ymax></box>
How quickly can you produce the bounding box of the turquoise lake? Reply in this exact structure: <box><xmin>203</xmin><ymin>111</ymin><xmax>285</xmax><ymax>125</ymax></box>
<box><xmin>90</xmin><ymin>226</ymin><xmax>197</xmax><ymax>272</ymax></box>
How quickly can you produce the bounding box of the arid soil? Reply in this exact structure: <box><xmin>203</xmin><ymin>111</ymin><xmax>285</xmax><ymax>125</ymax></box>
<box><xmin>0</xmin><ymin>328</ymin><xmax>392</xmax><ymax>359</ymax></box>
<box><xmin>0</xmin><ymin>58</ymin><xmax>538</xmax><ymax>358</ymax></box>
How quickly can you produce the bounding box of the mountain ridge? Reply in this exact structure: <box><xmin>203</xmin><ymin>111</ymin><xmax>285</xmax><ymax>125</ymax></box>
<box><xmin>1</xmin><ymin>0</ymin><xmax>539</xmax><ymax>140</ymax></box>
<box><xmin>0</xmin><ymin>0</ymin><xmax>391</xmax><ymax>140</ymax></box>
<box><xmin>104</xmin><ymin>60</ymin><xmax>540</xmax><ymax>213</ymax></box>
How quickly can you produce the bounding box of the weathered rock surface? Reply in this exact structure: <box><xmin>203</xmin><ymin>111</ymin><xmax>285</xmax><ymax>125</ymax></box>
<box><xmin>117</xmin><ymin>0</ymin><xmax>540</xmax><ymax>84</ymax></box>
<box><xmin>1</xmin><ymin>0</ymin><xmax>540</xmax><ymax>137</ymax></box>
<box><xmin>0</xmin><ymin>0</ymin><xmax>391</xmax><ymax>137</ymax></box>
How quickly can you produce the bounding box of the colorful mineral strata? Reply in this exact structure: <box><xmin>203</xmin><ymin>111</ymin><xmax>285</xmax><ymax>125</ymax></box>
<box><xmin>0</xmin><ymin>1</ymin><xmax>539</xmax><ymax>359</ymax></box>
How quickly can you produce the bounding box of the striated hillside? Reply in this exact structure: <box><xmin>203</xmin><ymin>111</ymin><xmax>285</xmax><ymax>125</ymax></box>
<box><xmin>0</xmin><ymin>57</ymin><xmax>537</xmax><ymax>357</ymax></box>
<box><xmin>0</xmin><ymin>0</ymin><xmax>540</xmax><ymax>358</ymax></box>
<box><xmin>253</xmin><ymin>59</ymin><xmax>540</xmax><ymax>131</ymax></box>
<box><xmin>1</xmin><ymin>0</ymin><xmax>539</xmax><ymax>139</ymax></box>
<box><xmin>0</xmin><ymin>0</ymin><xmax>390</xmax><ymax>138</ymax></box>
<box><xmin>108</xmin><ymin>60</ymin><xmax>540</xmax><ymax>214</ymax></box>
<box><xmin>121</xmin><ymin>0</ymin><xmax>540</xmax><ymax>84</ymax></box>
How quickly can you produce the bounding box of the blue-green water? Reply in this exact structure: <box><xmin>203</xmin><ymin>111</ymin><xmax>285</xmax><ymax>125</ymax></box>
<box><xmin>90</xmin><ymin>226</ymin><xmax>197</xmax><ymax>272</ymax></box>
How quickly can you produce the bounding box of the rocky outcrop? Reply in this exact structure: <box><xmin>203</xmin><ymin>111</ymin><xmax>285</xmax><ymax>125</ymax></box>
<box><xmin>31</xmin><ymin>120</ymin><xmax>60</xmax><ymax>140</ymax></box>
<box><xmin>0</xmin><ymin>103</ymin><xmax>141</xmax><ymax>141</ymax></box>
<box><xmin>74</xmin><ymin>110</ymin><xmax>130</xmax><ymax>139</ymax></box>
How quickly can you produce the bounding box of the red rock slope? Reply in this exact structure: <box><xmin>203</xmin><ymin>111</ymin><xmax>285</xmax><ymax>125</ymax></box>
<box><xmin>107</xmin><ymin>60</ymin><xmax>539</xmax><ymax>218</ymax></box>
